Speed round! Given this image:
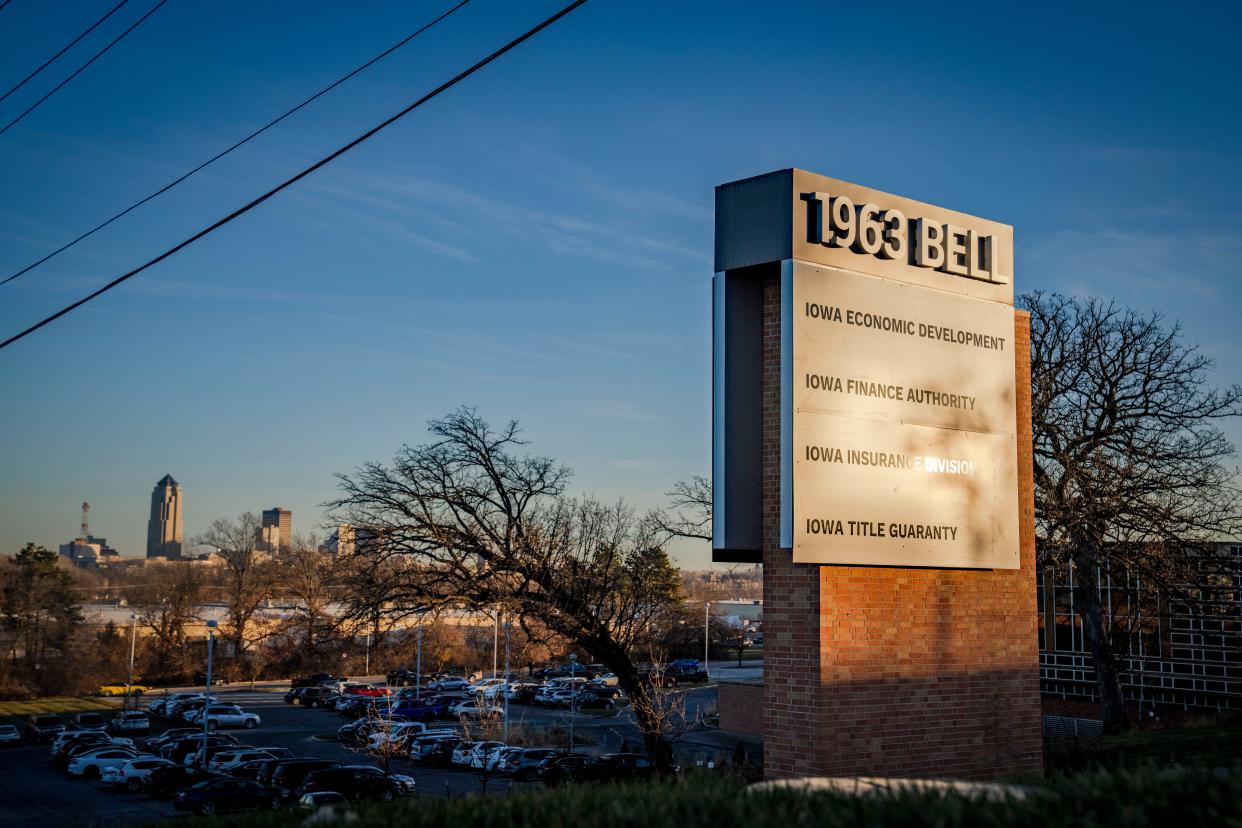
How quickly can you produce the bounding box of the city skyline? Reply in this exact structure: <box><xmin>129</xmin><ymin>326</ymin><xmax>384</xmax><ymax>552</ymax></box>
<box><xmin>1</xmin><ymin>1</ymin><xmax>1239</xmax><ymax>567</ymax></box>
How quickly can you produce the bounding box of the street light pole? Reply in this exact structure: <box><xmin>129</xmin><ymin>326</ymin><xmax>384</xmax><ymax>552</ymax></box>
<box><xmin>127</xmin><ymin>613</ymin><xmax>138</xmax><ymax>701</ymax></box>
<box><xmin>415</xmin><ymin>618</ymin><xmax>423</xmax><ymax>704</ymax></box>
<box><xmin>202</xmin><ymin>620</ymin><xmax>218</xmax><ymax>767</ymax></box>
<box><xmin>704</xmin><ymin>601</ymin><xmax>710</xmax><ymax>680</ymax></box>
<box><xmin>365</xmin><ymin>633</ymin><xmax>371</xmax><ymax>677</ymax></box>
<box><xmin>492</xmin><ymin>611</ymin><xmax>498</xmax><ymax>679</ymax></box>
<box><xmin>503</xmin><ymin>620</ymin><xmax>511</xmax><ymax>742</ymax></box>
<box><xmin>568</xmin><ymin>653</ymin><xmax>577</xmax><ymax>754</ymax></box>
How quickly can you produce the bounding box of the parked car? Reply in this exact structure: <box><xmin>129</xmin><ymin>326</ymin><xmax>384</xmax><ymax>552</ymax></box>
<box><xmin>185</xmin><ymin>703</ymin><xmax>261</xmax><ymax>730</ymax></box>
<box><xmin>66</xmin><ymin>745</ymin><xmax>143</xmax><ymax>778</ymax></box>
<box><xmin>51</xmin><ymin>731</ymin><xmax>130</xmax><ymax>764</ymax></box>
<box><xmin>591</xmin><ymin>672</ymin><xmax>620</xmax><ymax>687</ymax></box>
<box><xmin>148</xmin><ymin>692</ymin><xmax>198</xmax><ymax>716</ymax></box>
<box><xmin>223</xmin><ymin>758</ymin><xmax>273</xmax><ymax>782</ymax></box>
<box><xmin>173</xmin><ymin>777</ymin><xmax>283</xmax><ymax>815</ymax></box>
<box><xmin>342</xmin><ymin>683</ymin><xmax>391</xmax><ymax>698</ymax></box>
<box><xmin>109</xmin><ymin>711</ymin><xmax>151</xmax><ymax>734</ymax></box>
<box><xmin>427</xmin><ymin>676</ymin><xmax>471</xmax><ymax>692</ymax></box>
<box><xmin>450</xmin><ymin>740</ymin><xmax>478</xmax><ymax>766</ymax></box>
<box><xmin>97</xmin><ymin>682</ymin><xmax>151</xmax><ymax>696</ymax></box>
<box><xmin>535</xmin><ymin>753</ymin><xmax>599</xmax><ymax>786</ymax></box>
<box><xmin>467</xmin><ymin>740</ymin><xmax>507</xmax><ymax>769</ymax></box>
<box><xmin>143</xmin><ymin>727</ymin><xmax>199</xmax><ymax>751</ymax></box>
<box><xmin>408</xmin><ymin>734</ymin><xmax>461</xmax><ymax>764</ymax></box>
<box><xmin>299</xmin><ymin>765</ymin><xmax>411</xmax><ymax>802</ymax></box>
<box><xmin>285</xmin><ymin>686</ymin><xmax>338</xmax><ymax>708</ymax></box>
<box><xmin>141</xmin><ymin>764</ymin><xmax>219</xmax><ymax>797</ymax></box>
<box><xmin>190</xmin><ymin>742</ymin><xmax>258</xmax><ymax>769</ymax></box>
<box><xmin>0</xmin><ymin>724</ymin><xmax>20</xmax><ymax>747</ymax></box>
<box><xmin>163</xmin><ymin>734</ymin><xmax>239</xmax><ymax>765</ymax></box>
<box><xmin>291</xmin><ymin>673</ymin><xmax>347</xmax><ymax>689</ymax></box>
<box><xmin>101</xmin><ymin>756</ymin><xmax>176</xmax><ymax>791</ymax></box>
<box><xmin>24</xmin><ymin>714</ymin><xmax>65</xmax><ymax>743</ymax></box>
<box><xmin>500</xmin><ymin>747</ymin><xmax>563</xmax><ymax>780</ymax></box>
<box><xmin>386</xmin><ymin>669</ymin><xmax>421</xmax><ymax>686</ymax></box>
<box><xmin>448</xmin><ymin>699</ymin><xmax>503</xmax><ymax>719</ymax></box>
<box><xmin>366</xmin><ymin>721</ymin><xmax>455</xmax><ymax>754</ymax></box>
<box><xmin>211</xmin><ymin>747</ymin><xmax>292</xmax><ymax>771</ymax></box>
<box><xmin>564</xmin><ymin>690</ymin><xmax>615</xmax><ymax>710</ymax></box>
<box><xmin>389</xmin><ymin>696</ymin><xmax>451</xmax><ymax>722</ymax></box>
<box><xmin>270</xmin><ymin>758</ymin><xmax>342</xmax><ymax>798</ymax></box>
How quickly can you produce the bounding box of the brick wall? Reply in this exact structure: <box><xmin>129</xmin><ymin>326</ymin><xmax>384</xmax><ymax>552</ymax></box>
<box><xmin>718</xmin><ymin>681</ymin><xmax>765</xmax><ymax>738</ymax></box>
<box><xmin>761</xmin><ymin>270</ymin><xmax>1043</xmax><ymax>780</ymax></box>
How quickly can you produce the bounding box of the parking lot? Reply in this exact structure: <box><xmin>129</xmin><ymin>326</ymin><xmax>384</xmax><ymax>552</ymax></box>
<box><xmin>0</xmin><ymin>676</ymin><xmax>739</xmax><ymax>827</ymax></box>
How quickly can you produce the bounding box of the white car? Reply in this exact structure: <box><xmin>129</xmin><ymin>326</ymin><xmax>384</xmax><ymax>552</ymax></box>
<box><xmin>66</xmin><ymin>746</ymin><xmax>142</xmax><ymax>777</ymax></box>
<box><xmin>110</xmin><ymin>711</ymin><xmax>150</xmax><ymax>734</ymax></box>
<box><xmin>591</xmin><ymin>673</ymin><xmax>620</xmax><ymax>687</ymax></box>
<box><xmin>367</xmin><ymin>721</ymin><xmax>455</xmax><ymax>752</ymax></box>
<box><xmin>448</xmin><ymin>699</ymin><xmax>503</xmax><ymax>719</ymax></box>
<box><xmin>469</xmin><ymin>678</ymin><xmax>505</xmax><ymax>693</ymax></box>
<box><xmin>0</xmin><ymin>724</ymin><xmax>20</xmax><ymax>746</ymax></box>
<box><xmin>450</xmin><ymin>740</ymin><xmax>478</xmax><ymax>766</ymax></box>
<box><xmin>50</xmin><ymin>731</ymin><xmax>133</xmax><ymax>756</ymax></box>
<box><xmin>185</xmin><ymin>704</ymin><xmax>260</xmax><ymax>730</ymax></box>
<box><xmin>148</xmin><ymin>692</ymin><xmax>197</xmax><ymax>715</ymax></box>
<box><xmin>101</xmin><ymin>757</ymin><xmax>175</xmax><ymax>791</ymax></box>
<box><xmin>428</xmin><ymin>676</ymin><xmax>471</xmax><ymax>692</ymax></box>
<box><xmin>467</xmin><ymin>741</ymin><xmax>507</xmax><ymax>769</ymax></box>
<box><xmin>208</xmin><ymin>748</ymin><xmax>288</xmax><ymax>771</ymax></box>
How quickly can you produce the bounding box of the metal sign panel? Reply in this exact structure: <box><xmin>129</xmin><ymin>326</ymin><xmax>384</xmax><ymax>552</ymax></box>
<box><xmin>790</xmin><ymin>261</ymin><xmax>1019</xmax><ymax>568</ymax></box>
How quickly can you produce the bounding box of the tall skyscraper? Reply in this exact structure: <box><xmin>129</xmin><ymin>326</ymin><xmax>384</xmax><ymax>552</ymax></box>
<box><xmin>146</xmin><ymin>474</ymin><xmax>183</xmax><ymax>559</ymax></box>
<box><xmin>261</xmin><ymin>507</ymin><xmax>292</xmax><ymax>553</ymax></box>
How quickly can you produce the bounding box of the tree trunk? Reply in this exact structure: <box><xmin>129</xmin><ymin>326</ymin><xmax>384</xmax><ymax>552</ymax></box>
<box><xmin>1072</xmin><ymin>541</ymin><xmax>1130</xmax><ymax>733</ymax></box>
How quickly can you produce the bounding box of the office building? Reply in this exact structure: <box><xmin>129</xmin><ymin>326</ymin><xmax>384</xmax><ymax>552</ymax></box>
<box><xmin>146</xmin><ymin>474</ymin><xmax>183</xmax><ymax>559</ymax></box>
<box><xmin>261</xmin><ymin>507</ymin><xmax>292</xmax><ymax>553</ymax></box>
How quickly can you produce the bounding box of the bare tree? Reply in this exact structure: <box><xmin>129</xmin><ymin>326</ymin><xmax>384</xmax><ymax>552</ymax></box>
<box><xmin>196</xmin><ymin>513</ymin><xmax>278</xmax><ymax>675</ymax></box>
<box><xmin>1023</xmin><ymin>292</ymin><xmax>1242</xmax><ymax>732</ymax></box>
<box><xmin>646</xmin><ymin>476</ymin><xmax>712</xmax><ymax>543</ymax></box>
<box><xmin>280</xmin><ymin>534</ymin><xmax>334</xmax><ymax>656</ymax></box>
<box><xmin>130</xmin><ymin>563</ymin><xmax>204</xmax><ymax>681</ymax></box>
<box><xmin>329</xmin><ymin>408</ymin><xmax>684</xmax><ymax>772</ymax></box>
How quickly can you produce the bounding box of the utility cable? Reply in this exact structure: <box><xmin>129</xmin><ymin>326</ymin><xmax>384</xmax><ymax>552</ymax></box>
<box><xmin>0</xmin><ymin>1</ymin><xmax>13</xmax><ymax>13</ymax></box>
<box><xmin>1</xmin><ymin>0</ymin><xmax>472</xmax><ymax>287</ymax></box>
<box><xmin>0</xmin><ymin>0</ymin><xmax>131</xmax><ymax>105</ymax></box>
<box><xmin>0</xmin><ymin>0</ymin><xmax>590</xmax><ymax>352</ymax></box>
<box><xmin>0</xmin><ymin>0</ymin><xmax>169</xmax><ymax>138</ymax></box>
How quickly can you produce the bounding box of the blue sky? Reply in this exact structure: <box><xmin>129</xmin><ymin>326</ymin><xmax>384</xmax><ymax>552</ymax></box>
<box><xmin>1</xmin><ymin>0</ymin><xmax>1239</xmax><ymax>567</ymax></box>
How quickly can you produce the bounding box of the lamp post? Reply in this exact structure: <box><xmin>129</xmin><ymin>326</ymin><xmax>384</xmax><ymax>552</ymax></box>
<box><xmin>503</xmin><ymin>620</ymin><xmax>511</xmax><ymax>742</ymax></box>
<box><xmin>365</xmin><ymin>633</ymin><xmax>371</xmax><ymax>678</ymax></box>
<box><xmin>201</xmin><ymin>620</ymin><xmax>218</xmax><ymax>766</ymax></box>
<box><xmin>127</xmin><ymin>613</ymin><xmax>138</xmax><ymax>701</ymax></box>
<box><xmin>567</xmin><ymin>653</ymin><xmax>578</xmax><ymax>754</ymax></box>
<box><xmin>415</xmin><ymin>619</ymin><xmax>423</xmax><ymax>704</ymax></box>
<box><xmin>704</xmin><ymin>601</ymin><xmax>711</xmax><ymax>680</ymax></box>
<box><xmin>492</xmin><ymin>611</ymin><xmax>498</xmax><ymax>679</ymax></box>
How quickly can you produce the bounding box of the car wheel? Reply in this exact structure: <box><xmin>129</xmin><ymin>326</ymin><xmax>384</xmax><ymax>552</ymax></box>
<box><xmin>244</xmin><ymin>719</ymin><xmax>257</xmax><ymax>729</ymax></box>
<box><xmin>127</xmin><ymin>778</ymin><xmax>142</xmax><ymax>792</ymax></box>
<box><xmin>270</xmin><ymin>796</ymin><xmax>282</xmax><ymax>810</ymax></box>
<box><xmin>379</xmin><ymin>789</ymin><xmax>394</xmax><ymax>802</ymax></box>
<box><xmin>199</xmin><ymin>802</ymin><xmax>215</xmax><ymax>816</ymax></box>
<box><xmin>207</xmin><ymin>721</ymin><xmax>218</xmax><ymax>731</ymax></box>
<box><xmin>134</xmin><ymin>689</ymin><xmax>144</xmax><ymax>696</ymax></box>
<box><xmin>103</xmin><ymin>690</ymin><xmax>114</xmax><ymax>697</ymax></box>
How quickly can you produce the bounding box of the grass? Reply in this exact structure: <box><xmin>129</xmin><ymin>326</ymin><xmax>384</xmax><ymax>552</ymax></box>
<box><xmin>161</xmin><ymin>763</ymin><xmax>1241</xmax><ymax>828</ymax></box>
<box><xmin>0</xmin><ymin>695</ymin><xmax>118</xmax><ymax>723</ymax></box>
<box><xmin>1045</xmin><ymin>716</ymin><xmax>1242</xmax><ymax>774</ymax></box>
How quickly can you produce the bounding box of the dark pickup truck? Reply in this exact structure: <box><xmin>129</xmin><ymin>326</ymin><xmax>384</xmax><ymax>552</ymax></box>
<box><xmin>24</xmin><ymin>714</ymin><xmax>65</xmax><ymax>744</ymax></box>
<box><xmin>385</xmin><ymin>669</ymin><xmax>421</xmax><ymax>686</ymax></box>
<box><xmin>291</xmin><ymin>673</ymin><xmax>346</xmax><ymax>688</ymax></box>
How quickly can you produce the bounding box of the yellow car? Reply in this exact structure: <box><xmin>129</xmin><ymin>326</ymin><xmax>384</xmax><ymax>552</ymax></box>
<box><xmin>97</xmin><ymin>683</ymin><xmax>150</xmax><ymax>697</ymax></box>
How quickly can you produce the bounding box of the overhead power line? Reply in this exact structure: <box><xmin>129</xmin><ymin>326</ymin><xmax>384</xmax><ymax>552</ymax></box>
<box><xmin>0</xmin><ymin>0</ymin><xmax>131</xmax><ymax>106</ymax></box>
<box><xmin>0</xmin><ymin>0</ymin><xmax>473</xmax><ymax>288</ymax></box>
<box><xmin>0</xmin><ymin>0</ymin><xmax>590</xmax><ymax>352</ymax></box>
<box><xmin>0</xmin><ymin>0</ymin><xmax>169</xmax><ymax>138</ymax></box>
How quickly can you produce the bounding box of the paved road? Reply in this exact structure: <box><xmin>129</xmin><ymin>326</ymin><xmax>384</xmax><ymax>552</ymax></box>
<box><xmin>0</xmin><ymin>678</ymin><xmax>746</xmax><ymax>827</ymax></box>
